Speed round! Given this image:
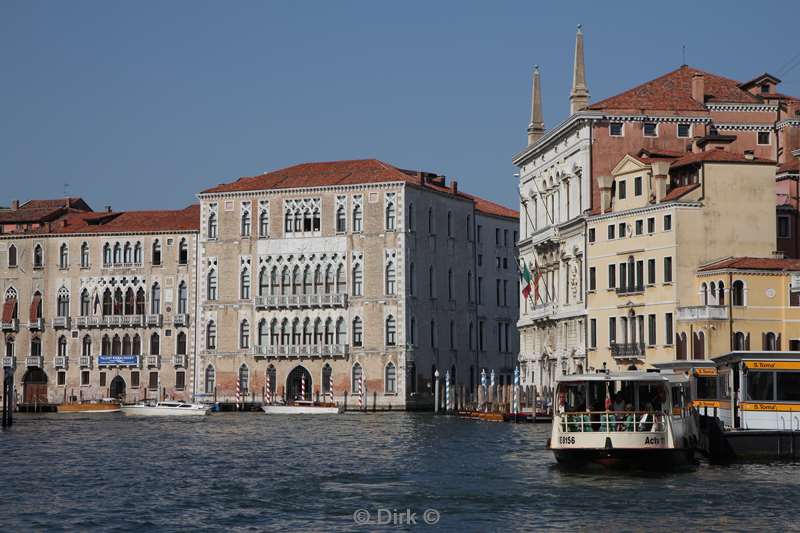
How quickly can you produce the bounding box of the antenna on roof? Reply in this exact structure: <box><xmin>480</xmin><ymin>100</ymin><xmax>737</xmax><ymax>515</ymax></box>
<box><xmin>63</xmin><ymin>182</ymin><xmax>70</xmax><ymax>197</ymax></box>
<box><xmin>682</xmin><ymin>45</ymin><xmax>686</xmax><ymax>66</ymax></box>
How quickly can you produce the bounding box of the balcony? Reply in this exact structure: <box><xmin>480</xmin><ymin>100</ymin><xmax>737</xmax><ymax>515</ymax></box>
<box><xmin>146</xmin><ymin>314</ymin><xmax>163</xmax><ymax>327</ymax></box>
<box><xmin>80</xmin><ymin>355</ymin><xmax>92</xmax><ymax>368</ymax></box>
<box><xmin>146</xmin><ymin>355</ymin><xmax>160</xmax><ymax>368</ymax></box>
<box><xmin>77</xmin><ymin>316</ymin><xmax>100</xmax><ymax>328</ymax></box>
<box><xmin>54</xmin><ymin>356</ymin><xmax>67</xmax><ymax>368</ymax></box>
<box><xmin>53</xmin><ymin>316</ymin><xmax>71</xmax><ymax>329</ymax></box>
<box><xmin>677</xmin><ymin>305</ymin><xmax>729</xmax><ymax>321</ymax></box>
<box><xmin>1</xmin><ymin>318</ymin><xmax>19</xmax><ymax>332</ymax></box>
<box><xmin>255</xmin><ymin>293</ymin><xmax>348</xmax><ymax>310</ymax></box>
<box><xmin>616</xmin><ymin>284</ymin><xmax>645</xmax><ymax>296</ymax></box>
<box><xmin>173</xmin><ymin>314</ymin><xmax>189</xmax><ymax>327</ymax></box>
<box><xmin>611</xmin><ymin>342</ymin><xmax>646</xmax><ymax>360</ymax></box>
<box><xmin>253</xmin><ymin>344</ymin><xmax>350</xmax><ymax>359</ymax></box>
<box><xmin>26</xmin><ymin>355</ymin><xmax>43</xmax><ymax>368</ymax></box>
<box><xmin>102</xmin><ymin>262</ymin><xmax>143</xmax><ymax>269</ymax></box>
<box><xmin>29</xmin><ymin>318</ymin><xmax>44</xmax><ymax>330</ymax></box>
<box><xmin>2</xmin><ymin>356</ymin><xmax>14</xmax><ymax>368</ymax></box>
<box><xmin>174</xmin><ymin>354</ymin><xmax>186</xmax><ymax>367</ymax></box>
<box><xmin>102</xmin><ymin>315</ymin><xmax>123</xmax><ymax>327</ymax></box>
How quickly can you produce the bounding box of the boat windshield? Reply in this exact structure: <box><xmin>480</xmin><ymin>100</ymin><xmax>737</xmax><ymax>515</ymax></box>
<box><xmin>695</xmin><ymin>376</ymin><xmax>717</xmax><ymax>401</ymax></box>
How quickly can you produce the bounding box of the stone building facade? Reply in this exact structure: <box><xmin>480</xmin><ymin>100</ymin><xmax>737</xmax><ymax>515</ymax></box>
<box><xmin>195</xmin><ymin>159</ymin><xmax>519</xmax><ymax>409</ymax></box>
<box><xmin>0</xmin><ymin>201</ymin><xmax>199</xmax><ymax>406</ymax></box>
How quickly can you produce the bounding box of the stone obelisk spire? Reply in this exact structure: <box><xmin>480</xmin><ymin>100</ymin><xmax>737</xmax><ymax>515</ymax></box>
<box><xmin>527</xmin><ymin>65</ymin><xmax>545</xmax><ymax>145</ymax></box>
<box><xmin>569</xmin><ymin>24</ymin><xmax>590</xmax><ymax>114</ymax></box>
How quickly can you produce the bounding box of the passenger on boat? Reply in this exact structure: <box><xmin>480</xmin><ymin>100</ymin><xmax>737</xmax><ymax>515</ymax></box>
<box><xmin>622</xmin><ymin>404</ymin><xmax>635</xmax><ymax>431</ymax></box>
<box><xmin>612</xmin><ymin>392</ymin><xmax>625</xmax><ymax>413</ymax></box>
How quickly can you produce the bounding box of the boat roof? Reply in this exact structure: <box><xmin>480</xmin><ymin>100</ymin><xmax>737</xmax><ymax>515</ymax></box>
<box><xmin>652</xmin><ymin>361</ymin><xmax>716</xmax><ymax>371</ymax></box>
<box><xmin>713</xmin><ymin>351</ymin><xmax>800</xmax><ymax>365</ymax></box>
<box><xmin>556</xmin><ymin>371</ymin><xmax>687</xmax><ymax>384</ymax></box>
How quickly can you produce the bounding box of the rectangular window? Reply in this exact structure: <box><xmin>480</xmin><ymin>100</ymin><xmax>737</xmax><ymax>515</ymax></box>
<box><xmin>648</xmin><ymin>314</ymin><xmax>656</xmax><ymax>346</ymax></box>
<box><xmin>664</xmin><ymin>257</ymin><xmax>673</xmax><ymax>283</ymax></box>
<box><xmin>634</xmin><ymin>176</ymin><xmax>642</xmax><ymax>196</ymax></box>
<box><xmin>131</xmin><ymin>371</ymin><xmax>140</xmax><ymax>388</ymax></box>
<box><xmin>57</xmin><ymin>371</ymin><xmax>66</xmax><ymax>386</ymax></box>
<box><xmin>588</xmin><ymin>228</ymin><xmax>596</xmax><ymax>243</ymax></box>
<box><xmin>618</xmin><ymin>180</ymin><xmax>627</xmax><ymax>200</ymax></box>
<box><xmin>478</xmin><ymin>277</ymin><xmax>483</xmax><ymax>304</ymax></box>
<box><xmin>636</xmin><ymin>260</ymin><xmax>644</xmax><ymax>289</ymax></box>
<box><xmin>100</xmin><ymin>372</ymin><xmax>107</xmax><ymax>387</ymax></box>
<box><xmin>149</xmin><ymin>371</ymin><xmax>159</xmax><ymax>390</ymax></box>
<box><xmin>608</xmin><ymin>264</ymin><xmax>616</xmax><ymax>289</ymax></box>
<box><xmin>664</xmin><ymin>214</ymin><xmax>672</xmax><ymax>231</ymax></box>
<box><xmin>176</xmin><ymin>371</ymin><xmax>186</xmax><ymax>390</ymax></box>
<box><xmin>757</xmin><ymin>131</ymin><xmax>770</xmax><ymax>145</ymax></box>
<box><xmin>635</xmin><ymin>220</ymin><xmax>643</xmax><ymax>235</ymax></box>
<box><xmin>747</xmin><ymin>372</ymin><xmax>774</xmax><ymax>401</ymax></box>
<box><xmin>618</xmin><ymin>223</ymin><xmax>626</xmax><ymax>238</ymax></box>
<box><xmin>647</xmin><ymin>217</ymin><xmax>655</xmax><ymax>234</ymax></box>
<box><xmin>607</xmin><ymin>225</ymin><xmax>615</xmax><ymax>240</ymax></box>
<box><xmin>589</xmin><ymin>267</ymin><xmax>596</xmax><ymax>291</ymax></box>
<box><xmin>665</xmin><ymin>313</ymin><xmax>673</xmax><ymax>345</ymax></box>
<box><xmin>619</xmin><ymin>262</ymin><xmax>627</xmax><ymax>291</ymax></box>
<box><xmin>609</xmin><ymin>122</ymin><xmax>623</xmax><ymax>136</ymax></box>
<box><xmin>609</xmin><ymin>317</ymin><xmax>616</xmax><ymax>344</ymax></box>
<box><xmin>479</xmin><ymin>321</ymin><xmax>485</xmax><ymax>352</ymax></box>
<box><xmin>495</xmin><ymin>228</ymin><xmax>500</xmax><ymax>246</ymax></box>
<box><xmin>81</xmin><ymin>371</ymin><xmax>90</xmax><ymax>386</ymax></box>
<box><xmin>647</xmin><ymin>258</ymin><xmax>656</xmax><ymax>285</ymax></box>
<box><xmin>477</xmin><ymin>225</ymin><xmax>482</xmax><ymax>243</ymax></box>
<box><xmin>778</xmin><ymin>215</ymin><xmax>791</xmax><ymax>239</ymax></box>
<box><xmin>677</xmin><ymin>123</ymin><xmax>691</xmax><ymax>138</ymax></box>
<box><xmin>643</xmin><ymin>122</ymin><xmax>657</xmax><ymax>137</ymax></box>
<box><xmin>776</xmin><ymin>372</ymin><xmax>800</xmax><ymax>401</ymax></box>
<box><xmin>589</xmin><ymin>319</ymin><xmax>597</xmax><ymax>349</ymax></box>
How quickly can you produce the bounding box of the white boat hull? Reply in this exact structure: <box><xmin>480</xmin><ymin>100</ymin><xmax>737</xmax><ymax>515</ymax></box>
<box><xmin>121</xmin><ymin>404</ymin><xmax>210</xmax><ymax>416</ymax></box>
<box><xmin>262</xmin><ymin>404</ymin><xmax>343</xmax><ymax>414</ymax></box>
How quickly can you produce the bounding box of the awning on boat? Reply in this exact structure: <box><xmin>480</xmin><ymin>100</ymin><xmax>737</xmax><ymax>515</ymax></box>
<box><xmin>743</xmin><ymin>360</ymin><xmax>800</xmax><ymax>371</ymax></box>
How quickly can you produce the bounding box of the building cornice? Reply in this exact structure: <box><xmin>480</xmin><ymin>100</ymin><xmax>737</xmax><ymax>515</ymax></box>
<box><xmin>777</xmin><ymin>119</ymin><xmax>800</xmax><ymax>130</ymax></box>
<box><xmin>0</xmin><ymin>230</ymin><xmax>199</xmax><ymax>241</ymax></box>
<box><xmin>706</xmin><ymin>103</ymin><xmax>778</xmax><ymax>112</ymax></box>
<box><xmin>587</xmin><ymin>202</ymin><xmax>701</xmax><ymax>223</ymax></box>
<box><xmin>697</xmin><ymin>268</ymin><xmax>797</xmax><ymax>277</ymax></box>
<box><xmin>197</xmin><ymin>180</ymin><xmax>406</xmax><ymax>201</ymax></box>
<box><xmin>512</xmin><ymin>111</ymin><xmax>602</xmax><ymax>166</ymax></box>
<box><xmin>714</xmin><ymin>123</ymin><xmax>774</xmax><ymax>131</ymax></box>
<box><xmin>603</xmin><ymin>114</ymin><xmax>711</xmax><ymax>124</ymax></box>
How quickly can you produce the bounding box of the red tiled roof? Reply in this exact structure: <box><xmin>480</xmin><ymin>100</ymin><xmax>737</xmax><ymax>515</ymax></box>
<box><xmin>699</xmin><ymin>257</ymin><xmax>800</xmax><ymax>272</ymax></box>
<box><xmin>662</xmin><ymin>183</ymin><xmax>700</xmax><ymax>202</ymax></box>
<box><xmin>669</xmin><ymin>150</ymin><xmax>775</xmax><ymax>169</ymax></box>
<box><xmin>45</xmin><ymin>205</ymin><xmax>200</xmax><ymax>234</ymax></box>
<box><xmin>0</xmin><ymin>206</ymin><xmax>66</xmax><ymax>224</ymax></box>
<box><xmin>587</xmin><ymin>65</ymin><xmax>762</xmax><ymax>112</ymax></box>
<box><xmin>203</xmin><ymin>159</ymin><xmax>518</xmax><ymax>219</ymax></box>
<box><xmin>21</xmin><ymin>197</ymin><xmax>92</xmax><ymax>211</ymax></box>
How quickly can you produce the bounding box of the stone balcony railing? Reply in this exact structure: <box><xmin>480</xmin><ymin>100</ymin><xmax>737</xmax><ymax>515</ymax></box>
<box><xmin>146</xmin><ymin>355</ymin><xmax>160</xmax><ymax>368</ymax></box>
<box><xmin>80</xmin><ymin>355</ymin><xmax>92</xmax><ymax>368</ymax></box>
<box><xmin>26</xmin><ymin>355</ymin><xmax>43</xmax><ymax>368</ymax></box>
<box><xmin>2</xmin><ymin>356</ymin><xmax>14</xmax><ymax>368</ymax></box>
<box><xmin>615</xmin><ymin>284</ymin><xmax>645</xmax><ymax>296</ymax></box>
<box><xmin>173</xmin><ymin>314</ymin><xmax>189</xmax><ymax>327</ymax></box>
<box><xmin>253</xmin><ymin>343</ymin><xmax>350</xmax><ymax>359</ymax></box>
<box><xmin>174</xmin><ymin>354</ymin><xmax>186</xmax><ymax>367</ymax></box>
<box><xmin>102</xmin><ymin>262</ymin><xmax>143</xmax><ymax>269</ymax></box>
<box><xmin>677</xmin><ymin>305</ymin><xmax>729</xmax><ymax>321</ymax></box>
<box><xmin>146</xmin><ymin>314</ymin><xmax>163</xmax><ymax>327</ymax></box>
<box><xmin>29</xmin><ymin>318</ymin><xmax>44</xmax><ymax>331</ymax></box>
<box><xmin>254</xmin><ymin>293</ymin><xmax>347</xmax><ymax>310</ymax></box>
<box><xmin>611</xmin><ymin>342</ymin><xmax>646</xmax><ymax>360</ymax></box>
<box><xmin>54</xmin><ymin>356</ymin><xmax>67</xmax><ymax>368</ymax></box>
<box><xmin>1</xmin><ymin>318</ymin><xmax>19</xmax><ymax>332</ymax></box>
<box><xmin>53</xmin><ymin>316</ymin><xmax>71</xmax><ymax>329</ymax></box>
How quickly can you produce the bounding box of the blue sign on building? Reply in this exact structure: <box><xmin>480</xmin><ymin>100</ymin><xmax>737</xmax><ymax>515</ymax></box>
<box><xmin>98</xmin><ymin>355</ymin><xmax>139</xmax><ymax>366</ymax></box>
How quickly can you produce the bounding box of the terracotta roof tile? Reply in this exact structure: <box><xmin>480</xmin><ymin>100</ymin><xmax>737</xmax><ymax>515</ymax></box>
<box><xmin>47</xmin><ymin>205</ymin><xmax>200</xmax><ymax>235</ymax></box>
<box><xmin>202</xmin><ymin>159</ymin><xmax>518</xmax><ymax>219</ymax></box>
<box><xmin>669</xmin><ymin>150</ymin><xmax>775</xmax><ymax>169</ymax></box>
<box><xmin>21</xmin><ymin>197</ymin><xmax>92</xmax><ymax>211</ymax></box>
<box><xmin>699</xmin><ymin>257</ymin><xmax>800</xmax><ymax>272</ymax></box>
<box><xmin>662</xmin><ymin>183</ymin><xmax>701</xmax><ymax>201</ymax></box>
<box><xmin>587</xmin><ymin>65</ymin><xmax>762</xmax><ymax>112</ymax></box>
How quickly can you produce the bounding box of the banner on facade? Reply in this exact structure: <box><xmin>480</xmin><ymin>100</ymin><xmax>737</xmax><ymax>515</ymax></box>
<box><xmin>98</xmin><ymin>355</ymin><xmax>139</xmax><ymax>366</ymax></box>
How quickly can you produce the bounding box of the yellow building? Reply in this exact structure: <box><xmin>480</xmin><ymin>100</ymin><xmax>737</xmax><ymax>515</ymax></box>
<box><xmin>586</xmin><ymin>149</ymin><xmax>776</xmax><ymax>371</ymax></box>
<box><xmin>677</xmin><ymin>257</ymin><xmax>800</xmax><ymax>357</ymax></box>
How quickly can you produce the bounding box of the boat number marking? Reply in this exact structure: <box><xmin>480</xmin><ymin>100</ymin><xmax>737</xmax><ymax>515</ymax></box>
<box><xmin>559</xmin><ymin>436</ymin><xmax>576</xmax><ymax>445</ymax></box>
<box><xmin>644</xmin><ymin>437</ymin><xmax>661</xmax><ymax>445</ymax></box>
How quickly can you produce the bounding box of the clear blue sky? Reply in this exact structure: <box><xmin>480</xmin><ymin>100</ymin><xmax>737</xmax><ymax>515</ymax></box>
<box><xmin>1</xmin><ymin>1</ymin><xmax>798</xmax><ymax>212</ymax></box>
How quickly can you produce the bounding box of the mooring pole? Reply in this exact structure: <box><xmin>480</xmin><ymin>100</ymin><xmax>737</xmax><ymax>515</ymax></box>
<box><xmin>434</xmin><ymin>370</ymin><xmax>440</xmax><ymax>414</ymax></box>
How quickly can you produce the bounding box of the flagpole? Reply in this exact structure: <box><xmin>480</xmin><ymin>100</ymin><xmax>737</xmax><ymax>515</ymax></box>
<box><xmin>516</xmin><ymin>187</ymin><xmax>555</xmax><ymax>305</ymax></box>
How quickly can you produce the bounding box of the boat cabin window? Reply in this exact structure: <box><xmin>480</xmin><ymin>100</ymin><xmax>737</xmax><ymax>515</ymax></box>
<box><xmin>746</xmin><ymin>371</ymin><xmax>774</xmax><ymax>401</ymax></box>
<box><xmin>559</xmin><ymin>380</ymin><xmax>668</xmax><ymax>412</ymax></box>
<box><xmin>719</xmin><ymin>372</ymin><xmax>731</xmax><ymax>400</ymax></box>
<box><xmin>695</xmin><ymin>377</ymin><xmax>717</xmax><ymax>400</ymax></box>
<box><xmin>671</xmin><ymin>385</ymin><xmax>687</xmax><ymax>414</ymax></box>
<box><xmin>777</xmin><ymin>372</ymin><xmax>800</xmax><ymax>401</ymax></box>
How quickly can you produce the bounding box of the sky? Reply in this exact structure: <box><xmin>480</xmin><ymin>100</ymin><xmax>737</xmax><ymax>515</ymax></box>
<box><xmin>1</xmin><ymin>1</ymin><xmax>798</xmax><ymax>212</ymax></box>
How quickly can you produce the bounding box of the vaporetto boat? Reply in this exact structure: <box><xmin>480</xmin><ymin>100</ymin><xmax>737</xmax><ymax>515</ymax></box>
<box><xmin>548</xmin><ymin>370</ymin><xmax>699</xmax><ymax>469</ymax></box>
<box><xmin>121</xmin><ymin>401</ymin><xmax>210</xmax><ymax>416</ymax></box>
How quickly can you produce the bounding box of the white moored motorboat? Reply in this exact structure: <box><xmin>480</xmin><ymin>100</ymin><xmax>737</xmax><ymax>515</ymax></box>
<box><xmin>548</xmin><ymin>370</ymin><xmax>699</xmax><ymax>469</ymax></box>
<box><xmin>121</xmin><ymin>400</ymin><xmax>210</xmax><ymax>417</ymax></box>
<box><xmin>262</xmin><ymin>400</ymin><xmax>343</xmax><ymax>414</ymax></box>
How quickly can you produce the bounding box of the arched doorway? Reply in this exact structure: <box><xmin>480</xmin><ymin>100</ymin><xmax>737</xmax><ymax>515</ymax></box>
<box><xmin>109</xmin><ymin>376</ymin><xmax>126</xmax><ymax>399</ymax></box>
<box><xmin>286</xmin><ymin>366</ymin><xmax>311</xmax><ymax>401</ymax></box>
<box><xmin>22</xmin><ymin>368</ymin><xmax>48</xmax><ymax>404</ymax></box>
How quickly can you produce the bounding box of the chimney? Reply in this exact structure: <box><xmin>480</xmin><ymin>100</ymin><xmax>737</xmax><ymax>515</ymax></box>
<box><xmin>11</xmin><ymin>200</ymin><xmax>19</xmax><ymax>211</ymax></box>
<box><xmin>744</xmin><ymin>150</ymin><xmax>755</xmax><ymax>160</ymax></box>
<box><xmin>450</xmin><ymin>180</ymin><xmax>458</xmax><ymax>194</ymax></box>
<box><xmin>527</xmin><ymin>65</ymin><xmax>545</xmax><ymax>145</ymax></box>
<box><xmin>105</xmin><ymin>205</ymin><xmax>112</xmax><ymax>213</ymax></box>
<box><xmin>597</xmin><ymin>175</ymin><xmax>613</xmax><ymax>214</ymax></box>
<box><xmin>569</xmin><ymin>25</ymin><xmax>590</xmax><ymax>114</ymax></box>
<box><xmin>62</xmin><ymin>219</ymin><xmax>69</xmax><ymax>228</ymax></box>
<box><xmin>691</xmin><ymin>73</ymin><xmax>705</xmax><ymax>104</ymax></box>
<box><xmin>651</xmin><ymin>161</ymin><xmax>671</xmax><ymax>203</ymax></box>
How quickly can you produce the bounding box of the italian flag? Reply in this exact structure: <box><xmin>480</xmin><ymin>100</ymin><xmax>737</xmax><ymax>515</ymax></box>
<box><xmin>520</xmin><ymin>261</ymin><xmax>532</xmax><ymax>299</ymax></box>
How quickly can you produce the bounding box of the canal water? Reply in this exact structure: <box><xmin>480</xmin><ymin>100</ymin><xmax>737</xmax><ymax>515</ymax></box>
<box><xmin>1</xmin><ymin>412</ymin><xmax>798</xmax><ymax>532</ymax></box>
